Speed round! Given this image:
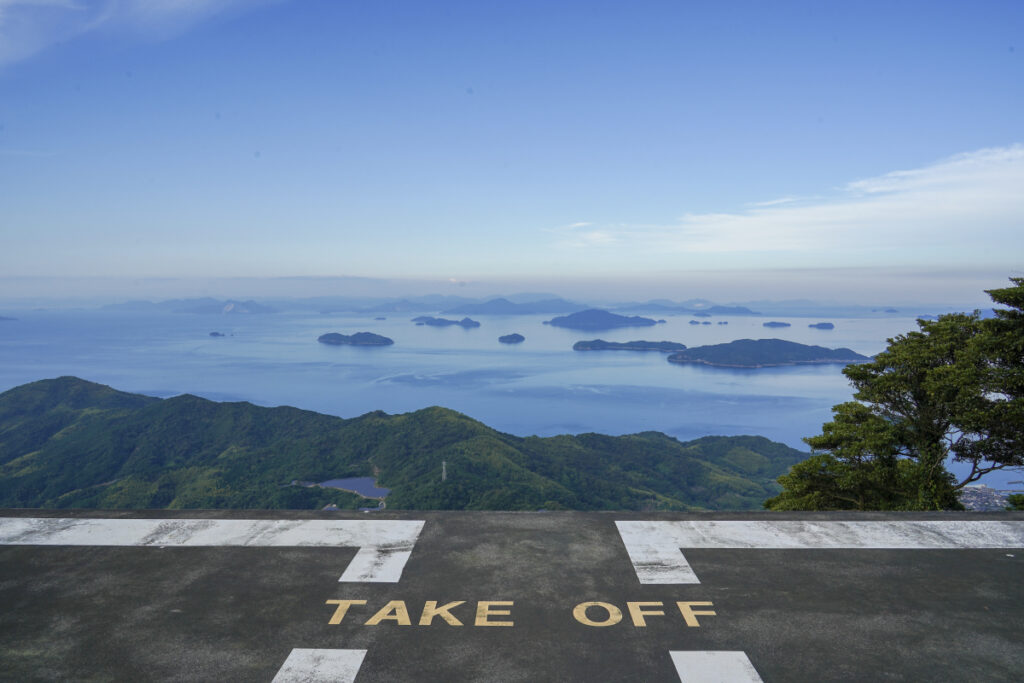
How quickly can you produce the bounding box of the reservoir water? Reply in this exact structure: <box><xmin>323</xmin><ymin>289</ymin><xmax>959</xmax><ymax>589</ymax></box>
<box><xmin>0</xmin><ymin>308</ymin><xmax>1015</xmax><ymax>488</ymax></box>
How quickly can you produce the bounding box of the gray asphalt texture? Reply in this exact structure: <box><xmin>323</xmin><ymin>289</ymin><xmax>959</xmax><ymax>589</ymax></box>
<box><xmin>1</xmin><ymin>509</ymin><xmax>1022</xmax><ymax>682</ymax></box>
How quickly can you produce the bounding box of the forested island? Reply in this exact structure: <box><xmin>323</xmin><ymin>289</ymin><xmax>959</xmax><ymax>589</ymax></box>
<box><xmin>413</xmin><ymin>316</ymin><xmax>481</xmax><ymax>328</ymax></box>
<box><xmin>544</xmin><ymin>309</ymin><xmax>659</xmax><ymax>331</ymax></box>
<box><xmin>0</xmin><ymin>377</ymin><xmax>806</xmax><ymax>511</ymax></box>
<box><xmin>573</xmin><ymin>340</ymin><xmax>686</xmax><ymax>352</ymax></box>
<box><xmin>809</xmin><ymin>322</ymin><xmax>835</xmax><ymax>329</ymax></box>
<box><xmin>498</xmin><ymin>333</ymin><xmax>525</xmax><ymax>344</ymax></box>
<box><xmin>667</xmin><ymin>339</ymin><xmax>870</xmax><ymax>368</ymax></box>
<box><xmin>762</xmin><ymin>321</ymin><xmax>791</xmax><ymax>328</ymax></box>
<box><xmin>318</xmin><ymin>332</ymin><xmax>394</xmax><ymax>346</ymax></box>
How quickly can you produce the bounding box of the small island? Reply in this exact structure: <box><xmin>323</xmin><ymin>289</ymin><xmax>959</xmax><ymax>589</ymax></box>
<box><xmin>763</xmin><ymin>321</ymin><xmax>791</xmax><ymax>328</ymax></box>
<box><xmin>809</xmin><ymin>322</ymin><xmax>835</xmax><ymax>330</ymax></box>
<box><xmin>318</xmin><ymin>332</ymin><xmax>394</xmax><ymax>346</ymax></box>
<box><xmin>209</xmin><ymin>331</ymin><xmax>225</xmax><ymax>337</ymax></box>
<box><xmin>412</xmin><ymin>316</ymin><xmax>481</xmax><ymax>328</ymax></box>
<box><xmin>666</xmin><ymin>338</ymin><xmax>870</xmax><ymax>368</ymax></box>
<box><xmin>574</xmin><ymin>339</ymin><xmax>686</xmax><ymax>352</ymax></box>
<box><xmin>499</xmin><ymin>333</ymin><xmax>525</xmax><ymax>344</ymax></box>
<box><xmin>544</xmin><ymin>309</ymin><xmax>659</xmax><ymax>331</ymax></box>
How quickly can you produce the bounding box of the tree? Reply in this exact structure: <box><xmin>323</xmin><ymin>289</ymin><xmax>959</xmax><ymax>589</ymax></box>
<box><xmin>766</xmin><ymin>278</ymin><xmax>1024</xmax><ymax>511</ymax></box>
<box><xmin>967</xmin><ymin>278</ymin><xmax>1024</xmax><ymax>467</ymax></box>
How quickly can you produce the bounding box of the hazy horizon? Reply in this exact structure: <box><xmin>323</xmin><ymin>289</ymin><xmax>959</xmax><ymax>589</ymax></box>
<box><xmin>0</xmin><ymin>266</ymin><xmax>1017</xmax><ymax>311</ymax></box>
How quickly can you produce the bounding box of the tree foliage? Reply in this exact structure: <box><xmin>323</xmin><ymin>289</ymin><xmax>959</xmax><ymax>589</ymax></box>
<box><xmin>0</xmin><ymin>378</ymin><xmax>806</xmax><ymax>511</ymax></box>
<box><xmin>767</xmin><ymin>277</ymin><xmax>1024</xmax><ymax>511</ymax></box>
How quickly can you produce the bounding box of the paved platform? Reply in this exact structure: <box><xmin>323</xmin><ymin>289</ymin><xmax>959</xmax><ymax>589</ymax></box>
<box><xmin>1</xmin><ymin>509</ymin><xmax>1022</xmax><ymax>681</ymax></box>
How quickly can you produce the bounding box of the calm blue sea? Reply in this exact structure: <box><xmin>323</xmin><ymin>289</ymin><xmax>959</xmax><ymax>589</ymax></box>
<box><xmin>0</xmin><ymin>309</ymin><xmax>1016</xmax><ymax>488</ymax></box>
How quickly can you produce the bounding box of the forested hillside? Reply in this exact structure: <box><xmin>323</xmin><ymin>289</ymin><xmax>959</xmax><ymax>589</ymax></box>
<box><xmin>0</xmin><ymin>377</ymin><xmax>806</xmax><ymax>511</ymax></box>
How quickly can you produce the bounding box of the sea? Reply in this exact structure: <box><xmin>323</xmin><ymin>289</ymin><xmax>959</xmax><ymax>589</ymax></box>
<box><xmin>0</xmin><ymin>308</ymin><xmax>1019</xmax><ymax>489</ymax></box>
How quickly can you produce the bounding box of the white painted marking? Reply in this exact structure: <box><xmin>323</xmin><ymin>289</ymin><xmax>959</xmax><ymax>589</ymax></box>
<box><xmin>273</xmin><ymin>648</ymin><xmax>366</xmax><ymax>683</ymax></box>
<box><xmin>0</xmin><ymin>518</ymin><xmax>424</xmax><ymax>582</ymax></box>
<box><xmin>617</xmin><ymin>520</ymin><xmax>1024</xmax><ymax>584</ymax></box>
<box><xmin>671</xmin><ymin>651</ymin><xmax>763</xmax><ymax>683</ymax></box>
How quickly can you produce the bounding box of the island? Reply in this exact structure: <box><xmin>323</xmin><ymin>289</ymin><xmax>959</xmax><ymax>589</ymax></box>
<box><xmin>666</xmin><ymin>338</ymin><xmax>871</xmax><ymax>368</ymax></box>
<box><xmin>209</xmin><ymin>332</ymin><xmax>225</xmax><ymax>337</ymax></box>
<box><xmin>689</xmin><ymin>320</ymin><xmax>701</xmax><ymax>325</ymax></box>
<box><xmin>808</xmin><ymin>322</ymin><xmax>835</xmax><ymax>330</ymax></box>
<box><xmin>412</xmin><ymin>316</ymin><xmax>481</xmax><ymax>328</ymax></box>
<box><xmin>499</xmin><ymin>333</ymin><xmax>525</xmax><ymax>344</ymax></box>
<box><xmin>317</xmin><ymin>332</ymin><xmax>394</xmax><ymax>346</ymax></box>
<box><xmin>0</xmin><ymin>316</ymin><xmax>16</xmax><ymax>321</ymax></box>
<box><xmin>763</xmin><ymin>321</ymin><xmax>791</xmax><ymax>328</ymax></box>
<box><xmin>573</xmin><ymin>339</ymin><xmax>686</xmax><ymax>352</ymax></box>
<box><xmin>545</xmin><ymin>309</ymin><xmax>659</xmax><ymax>331</ymax></box>
<box><xmin>717</xmin><ymin>321</ymin><xmax>728</xmax><ymax>325</ymax></box>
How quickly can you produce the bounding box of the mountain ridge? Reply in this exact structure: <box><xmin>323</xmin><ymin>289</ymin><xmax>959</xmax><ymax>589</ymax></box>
<box><xmin>0</xmin><ymin>377</ymin><xmax>806</xmax><ymax>511</ymax></box>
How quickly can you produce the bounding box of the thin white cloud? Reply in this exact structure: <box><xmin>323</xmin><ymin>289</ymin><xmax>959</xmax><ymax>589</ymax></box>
<box><xmin>746</xmin><ymin>196</ymin><xmax>801</xmax><ymax>208</ymax></box>
<box><xmin>0</xmin><ymin>0</ymin><xmax>283</xmax><ymax>67</ymax></box>
<box><xmin>560</xmin><ymin>145</ymin><xmax>1024</xmax><ymax>264</ymax></box>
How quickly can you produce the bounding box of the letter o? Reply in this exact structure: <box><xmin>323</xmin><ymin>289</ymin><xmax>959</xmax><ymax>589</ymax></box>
<box><xmin>572</xmin><ymin>601</ymin><xmax>623</xmax><ymax>627</ymax></box>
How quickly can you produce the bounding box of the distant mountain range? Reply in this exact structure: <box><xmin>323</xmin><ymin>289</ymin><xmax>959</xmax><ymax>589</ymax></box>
<box><xmin>0</xmin><ymin>377</ymin><xmax>808</xmax><ymax>511</ymax></box>
<box><xmin>102</xmin><ymin>298</ymin><xmax>275</xmax><ymax>314</ymax></box>
<box><xmin>91</xmin><ymin>294</ymin><xmax>958</xmax><ymax>319</ymax></box>
<box><xmin>442</xmin><ymin>297</ymin><xmax>582</xmax><ymax>315</ymax></box>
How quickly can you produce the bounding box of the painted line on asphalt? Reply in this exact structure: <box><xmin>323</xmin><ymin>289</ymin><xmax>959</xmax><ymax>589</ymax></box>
<box><xmin>671</xmin><ymin>651</ymin><xmax>763</xmax><ymax>682</ymax></box>
<box><xmin>0</xmin><ymin>518</ymin><xmax>424</xmax><ymax>582</ymax></box>
<box><xmin>616</xmin><ymin>520</ymin><xmax>1024</xmax><ymax>584</ymax></box>
<box><xmin>273</xmin><ymin>648</ymin><xmax>366</xmax><ymax>682</ymax></box>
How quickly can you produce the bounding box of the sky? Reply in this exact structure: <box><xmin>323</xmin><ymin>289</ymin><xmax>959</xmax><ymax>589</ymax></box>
<box><xmin>1</xmin><ymin>0</ymin><xmax>1022</xmax><ymax>306</ymax></box>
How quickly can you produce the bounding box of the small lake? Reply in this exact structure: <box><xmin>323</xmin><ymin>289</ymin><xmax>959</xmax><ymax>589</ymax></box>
<box><xmin>319</xmin><ymin>477</ymin><xmax>390</xmax><ymax>498</ymax></box>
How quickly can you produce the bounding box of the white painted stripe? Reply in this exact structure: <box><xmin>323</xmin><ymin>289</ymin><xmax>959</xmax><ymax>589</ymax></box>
<box><xmin>273</xmin><ymin>648</ymin><xmax>366</xmax><ymax>683</ymax></box>
<box><xmin>0</xmin><ymin>518</ymin><xmax>424</xmax><ymax>582</ymax></box>
<box><xmin>617</xmin><ymin>520</ymin><xmax>1024</xmax><ymax>584</ymax></box>
<box><xmin>671</xmin><ymin>651</ymin><xmax>763</xmax><ymax>683</ymax></box>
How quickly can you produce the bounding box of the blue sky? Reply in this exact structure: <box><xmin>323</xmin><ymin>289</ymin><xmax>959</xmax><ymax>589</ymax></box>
<box><xmin>1</xmin><ymin>0</ymin><xmax>1021</xmax><ymax>304</ymax></box>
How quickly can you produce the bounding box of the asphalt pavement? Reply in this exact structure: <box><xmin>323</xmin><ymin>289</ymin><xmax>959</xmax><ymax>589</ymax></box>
<box><xmin>1</xmin><ymin>509</ymin><xmax>1022</xmax><ymax>682</ymax></box>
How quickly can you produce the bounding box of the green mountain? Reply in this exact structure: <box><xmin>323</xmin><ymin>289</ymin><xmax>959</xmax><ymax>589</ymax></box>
<box><xmin>0</xmin><ymin>377</ymin><xmax>807</xmax><ymax>511</ymax></box>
